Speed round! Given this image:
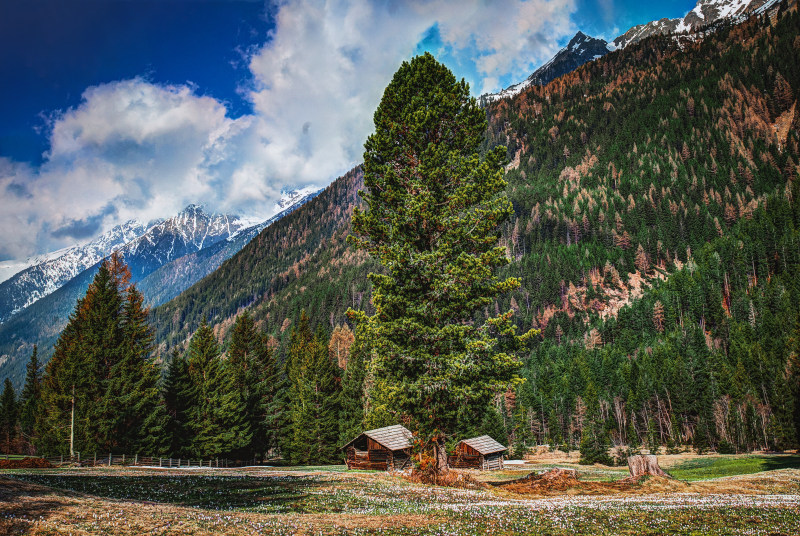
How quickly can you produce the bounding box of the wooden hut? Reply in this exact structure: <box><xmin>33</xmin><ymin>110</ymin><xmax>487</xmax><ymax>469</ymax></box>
<box><xmin>341</xmin><ymin>424</ymin><xmax>414</xmax><ymax>471</ymax></box>
<box><xmin>448</xmin><ymin>435</ymin><xmax>507</xmax><ymax>470</ymax></box>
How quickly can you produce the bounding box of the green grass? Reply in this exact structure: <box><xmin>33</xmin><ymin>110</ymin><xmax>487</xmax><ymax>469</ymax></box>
<box><xmin>4</xmin><ymin>465</ymin><xmax>800</xmax><ymax>535</ymax></box>
<box><xmin>668</xmin><ymin>455</ymin><xmax>800</xmax><ymax>481</ymax></box>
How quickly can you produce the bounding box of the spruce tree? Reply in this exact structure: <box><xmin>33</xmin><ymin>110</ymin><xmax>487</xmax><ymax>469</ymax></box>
<box><xmin>163</xmin><ymin>348</ymin><xmax>195</xmax><ymax>457</ymax></box>
<box><xmin>19</xmin><ymin>346</ymin><xmax>42</xmax><ymax>449</ymax></box>
<box><xmin>228</xmin><ymin>311</ymin><xmax>270</xmax><ymax>458</ymax></box>
<box><xmin>99</xmin><ymin>286</ymin><xmax>169</xmax><ymax>454</ymax></box>
<box><xmin>339</xmin><ymin>325</ymin><xmax>368</xmax><ymax>446</ymax></box>
<box><xmin>187</xmin><ymin>319</ymin><xmax>251</xmax><ymax>458</ymax></box>
<box><xmin>286</xmin><ymin>311</ymin><xmax>317</xmax><ymax>464</ymax></box>
<box><xmin>253</xmin><ymin>332</ymin><xmax>280</xmax><ymax>459</ymax></box>
<box><xmin>0</xmin><ymin>378</ymin><xmax>18</xmax><ymax>453</ymax></box>
<box><xmin>309</xmin><ymin>326</ymin><xmax>340</xmax><ymax>464</ymax></box>
<box><xmin>38</xmin><ymin>256</ymin><xmax>128</xmax><ymax>456</ymax></box>
<box><xmin>349</xmin><ymin>52</ymin><xmax>536</xmax><ymax>470</ymax></box>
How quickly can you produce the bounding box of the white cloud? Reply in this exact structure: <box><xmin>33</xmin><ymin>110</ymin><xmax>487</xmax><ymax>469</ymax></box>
<box><xmin>0</xmin><ymin>0</ymin><xmax>577</xmax><ymax>260</ymax></box>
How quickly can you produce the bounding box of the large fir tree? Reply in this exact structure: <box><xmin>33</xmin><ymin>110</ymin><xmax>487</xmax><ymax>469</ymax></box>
<box><xmin>187</xmin><ymin>319</ymin><xmax>251</xmax><ymax>458</ymax></box>
<box><xmin>163</xmin><ymin>348</ymin><xmax>195</xmax><ymax>457</ymax></box>
<box><xmin>18</xmin><ymin>345</ymin><xmax>41</xmax><ymax>450</ymax></box>
<box><xmin>349</xmin><ymin>52</ymin><xmax>535</xmax><ymax>470</ymax></box>
<box><xmin>338</xmin><ymin>325</ymin><xmax>368</xmax><ymax>446</ymax></box>
<box><xmin>285</xmin><ymin>311</ymin><xmax>340</xmax><ymax>464</ymax></box>
<box><xmin>0</xmin><ymin>378</ymin><xmax>18</xmax><ymax>453</ymax></box>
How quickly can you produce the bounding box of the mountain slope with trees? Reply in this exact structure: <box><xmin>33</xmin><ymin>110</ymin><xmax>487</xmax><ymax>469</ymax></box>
<box><xmin>152</xmin><ymin>3</ymin><xmax>799</xmax><ymax>454</ymax></box>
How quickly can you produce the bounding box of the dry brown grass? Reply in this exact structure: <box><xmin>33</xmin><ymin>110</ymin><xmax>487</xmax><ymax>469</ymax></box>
<box><xmin>0</xmin><ymin>476</ymin><xmax>445</xmax><ymax>535</ymax></box>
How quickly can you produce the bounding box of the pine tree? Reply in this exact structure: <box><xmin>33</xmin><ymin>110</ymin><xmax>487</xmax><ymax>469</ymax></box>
<box><xmin>19</xmin><ymin>346</ymin><xmax>41</xmax><ymax>449</ymax></box>
<box><xmin>163</xmin><ymin>349</ymin><xmax>195</xmax><ymax>457</ymax></box>
<box><xmin>349</xmin><ymin>53</ymin><xmax>536</xmax><ymax>471</ymax></box>
<box><xmin>339</xmin><ymin>325</ymin><xmax>368</xmax><ymax>446</ymax></box>
<box><xmin>228</xmin><ymin>311</ymin><xmax>274</xmax><ymax>459</ymax></box>
<box><xmin>309</xmin><ymin>326</ymin><xmax>341</xmax><ymax>463</ymax></box>
<box><xmin>98</xmin><ymin>286</ymin><xmax>169</xmax><ymax>454</ymax></box>
<box><xmin>187</xmin><ymin>319</ymin><xmax>251</xmax><ymax>458</ymax></box>
<box><xmin>37</xmin><ymin>256</ymin><xmax>128</xmax><ymax>456</ymax></box>
<box><xmin>0</xmin><ymin>378</ymin><xmax>18</xmax><ymax>453</ymax></box>
<box><xmin>286</xmin><ymin>311</ymin><xmax>316</xmax><ymax>464</ymax></box>
<box><xmin>252</xmin><ymin>332</ymin><xmax>280</xmax><ymax>459</ymax></box>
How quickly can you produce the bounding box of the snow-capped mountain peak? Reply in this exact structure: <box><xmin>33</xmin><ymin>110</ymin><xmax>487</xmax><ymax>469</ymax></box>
<box><xmin>612</xmin><ymin>0</ymin><xmax>775</xmax><ymax>49</ymax></box>
<box><xmin>481</xmin><ymin>31</ymin><xmax>611</xmax><ymax>104</ymax></box>
<box><xmin>0</xmin><ymin>220</ymin><xmax>148</xmax><ymax>321</ymax></box>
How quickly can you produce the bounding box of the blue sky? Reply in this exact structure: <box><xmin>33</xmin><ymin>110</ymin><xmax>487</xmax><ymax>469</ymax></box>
<box><xmin>0</xmin><ymin>0</ymin><xmax>696</xmax><ymax>260</ymax></box>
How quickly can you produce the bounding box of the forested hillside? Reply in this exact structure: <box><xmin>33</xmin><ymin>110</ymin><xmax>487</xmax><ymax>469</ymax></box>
<box><xmin>486</xmin><ymin>5</ymin><xmax>800</xmax><ymax>453</ymax></box>
<box><xmin>151</xmin><ymin>168</ymin><xmax>375</xmax><ymax>352</ymax></box>
<box><xmin>152</xmin><ymin>4</ymin><xmax>800</xmax><ymax>453</ymax></box>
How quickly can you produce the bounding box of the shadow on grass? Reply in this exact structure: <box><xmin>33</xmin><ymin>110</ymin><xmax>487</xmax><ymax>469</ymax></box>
<box><xmin>0</xmin><ymin>477</ymin><xmax>68</xmax><ymax>535</ymax></box>
<box><xmin>7</xmin><ymin>474</ymin><xmax>317</xmax><ymax>513</ymax></box>
<box><xmin>761</xmin><ymin>455</ymin><xmax>800</xmax><ymax>471</ymax></box>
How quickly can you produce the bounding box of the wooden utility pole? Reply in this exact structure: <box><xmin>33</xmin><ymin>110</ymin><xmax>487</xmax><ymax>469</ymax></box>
<box><xmin>70</xmin><ymin>384</ymin><xmax>75</xmax><ymax>457</ymax></box>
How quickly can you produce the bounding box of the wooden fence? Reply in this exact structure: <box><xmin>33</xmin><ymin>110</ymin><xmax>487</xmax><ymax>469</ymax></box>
<box><xmin>0</xmin><ymin>453</ymin><xmax>262</xmax><ymax>468</ymax></box>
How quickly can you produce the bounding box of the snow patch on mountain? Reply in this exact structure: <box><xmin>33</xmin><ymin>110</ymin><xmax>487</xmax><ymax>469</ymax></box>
<box><xmin>481</xmin><ymin>31</ymin><xmax>611</xmax><ymax>103</ymax></box>
<box><xmin>0</xmin><ymin>188</ymin><xmax>320</xmax><ymax>324</ymax></box>
<box><xmin>0</xmin><ymin>220</ymin><xmax>147</xmax><ymax>322</ymax></box>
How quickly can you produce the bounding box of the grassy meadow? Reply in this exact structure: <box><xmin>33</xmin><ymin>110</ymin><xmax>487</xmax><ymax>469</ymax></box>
<box><xmin>1</xmin><ymin>454</ymin><xmax>799</xmax><ymax>535</ymax></box>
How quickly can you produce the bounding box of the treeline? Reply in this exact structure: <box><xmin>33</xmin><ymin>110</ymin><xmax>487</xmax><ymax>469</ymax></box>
<box><xmin>1</xmin><ymin>253</ymin><xmax>367</xmax><ymax>461</ymax></box>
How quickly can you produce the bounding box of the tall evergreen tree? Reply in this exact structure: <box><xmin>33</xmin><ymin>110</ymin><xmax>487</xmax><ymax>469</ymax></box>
<box><xmin>163</xmin><ymin>348</ymin><xmax>195</xmax><ymax>457</ymax></box>
<box><xmin>228</xmin><ymin>311</ymin><xmax>271</xmax><ymax>458</ymax></box>
<box><xmin>37</xmin><ymin>256</ymin><xmax>128</xmax><ymax>456</ymax></box>
<box><xmin>349</xmin><ymin>52</ymin><xmax>536</xmax><ymax>471</ymax></box>
<box><xmin>339</xmin><ymin>325</ymin><xmax>368</xmax><ymax>446</ymax></box>
<box><xmin>0</xmin><ymin>378</ymin><xmax>18</xmax><ymax>453</ymax></box>
<box><xmin>187</xmin><ymin>319</ymin><xmax>251</xmax><ymax>458</ymax></box>
<box><xmin>285</xmin><ymin>312</ymin><xmax>340</xmax><ymax>464</ymax></box>
<box><xmin>99</xmin><ymin>286</ymin><xmax>169</xmax><ymax>454</ymax></box>
<box><xmin>19</xmin><ymin>345</ymin><xmax>41</xmax><ymax>450</ymax></box>
<box><xmin>253</xmin><ymin>332</ymin><xmax>281</xmax><ymax>459</ymax></box>
<box><xmin>285</xmin><ymin>311</ymin><xmax>317</xmax><ymax>465</ymax></box>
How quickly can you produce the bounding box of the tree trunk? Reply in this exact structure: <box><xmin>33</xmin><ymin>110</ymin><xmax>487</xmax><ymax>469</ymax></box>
<box><xmin>627</xmin><ymin>454</ymin><xmax>669</xmax><ymax>478</ymax></box>
<box><xmin>433</xmin><ymin>437</ymin><xmax>449</xmax><ymax>474</ymax></box>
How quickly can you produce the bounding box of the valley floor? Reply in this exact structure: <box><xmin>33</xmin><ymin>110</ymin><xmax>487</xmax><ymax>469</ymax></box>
<box><xmin>1</xmin><ymin>454</ymin><xmax>799</xmax><ymax>535</ymax></box>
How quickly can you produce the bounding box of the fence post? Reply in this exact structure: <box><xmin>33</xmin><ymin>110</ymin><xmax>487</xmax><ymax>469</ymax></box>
<box><xmin>77</xmin><ymin>452</ymin><xmax>80</xmax><ymax>464</ymax></box>
<box><xmin>134</xmin><ymin>454</ymin><xmax>138</xmax><ymax>466</ymax></box>
<box><xmin>109</xmin><ymin>453</ymin><xmax>112</xmax><ymax>466</ymax></box>
<box><xmin>159</xmin><ymin>457</ymin><xmax>162</xmax><ymax>467</ymax></box>
<box><xmin>60</xmin><ymin>454</ymin><xmax>63</xmax><ymax>465</ymax></box>
<box><xmin>122</xmin><ymin>454</ymin><xmax>125</xmax><ymax>465</ymax></box>
<box><xmin>94</xmin><ymin>452</ymin><xmax>97</xmax><ymax>465</ymax></box>
<box><xmin>178</xmin><ymin>458</ymin><xmax>181</xmax><ymax>468</ymax></box>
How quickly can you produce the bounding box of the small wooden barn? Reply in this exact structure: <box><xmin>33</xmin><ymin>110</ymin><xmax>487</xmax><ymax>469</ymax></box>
<box><xmin>342</xmin><ymin>424</ymin><xmax>414</xmax><ymax>471</ymax></box>
<box><xmin>448</xmin><ymin>435</ymin><xmax>507</xmax><ymax>470</ymax></box>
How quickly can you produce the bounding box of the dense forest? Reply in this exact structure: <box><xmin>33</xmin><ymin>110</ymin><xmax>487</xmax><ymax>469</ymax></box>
<box><xmin>2</xmin><ymin>3</ymin><xmax>799</xmax><ymax>461</ymax></box>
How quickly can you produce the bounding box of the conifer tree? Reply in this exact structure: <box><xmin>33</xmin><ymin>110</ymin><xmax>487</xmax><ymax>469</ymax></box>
<box><xmin>253</xmin><ymin>332</ymin><xmax>281</xmax><ymax>459</ymax></box>
<box><xmin>187</xmin><ymin>319</ymin><xmax>251</xmax><ymax>458</ymax></box>
<box><xmin>99</xmin><ymin>286</ymin><xmax>169</xmax><ymax>454</ymax></box>
<box><xmin>349</xmin><ymin>52</ymin><xmax>536</xmax><ymax>471</ymax></box>
<box><xmin>38</xmin><ymin>256</ymin><xmax>128</xmax><ymax>455</ymax></box>
<box><xmin>163</xmin><ymin>348</ymin><xmax>195</xmax><ymax>457</ymax></box>
<box><xmin>228</xmin><ymin>311</ymin><xmax>268</xmax><ymax>458</ymax></box>
<box><xmin>286</xmin><ymin>311</ymin><xmax>317</xmax><ymax>464</ymax></box>
<box><xmin>286</xmin><ymin>312</ymin><xmax>341</xmax><ymax>464</ymax></box>
<box><xmin>309</xmin><ymin>326</ymin><xmax>341</xmax><ymax>463</ymax></box>
<box><xmin>19</xmin><ymin>346</ymin><xmax>41</xmax><ymax>449</ymax></box>
<box><xmin>0</xmin><ymin>378</ymin><xmax>18</xmax><ymax>453</ymax></box>
<box><xmin>339</xmin><ymin>325</ymin><xmax>368</xmax><ymax>445</ymax></box>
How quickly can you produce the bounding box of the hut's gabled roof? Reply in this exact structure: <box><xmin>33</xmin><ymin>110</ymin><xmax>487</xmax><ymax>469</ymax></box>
<box><xmin>459</xmin><ymin>435</ymin><xmax>507</xmax><ymax>455</ymax></box>
<box><xmin>341</xmin><ymin>424</ymin><xmax>414</xmax><ymax>451</ymax></box>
